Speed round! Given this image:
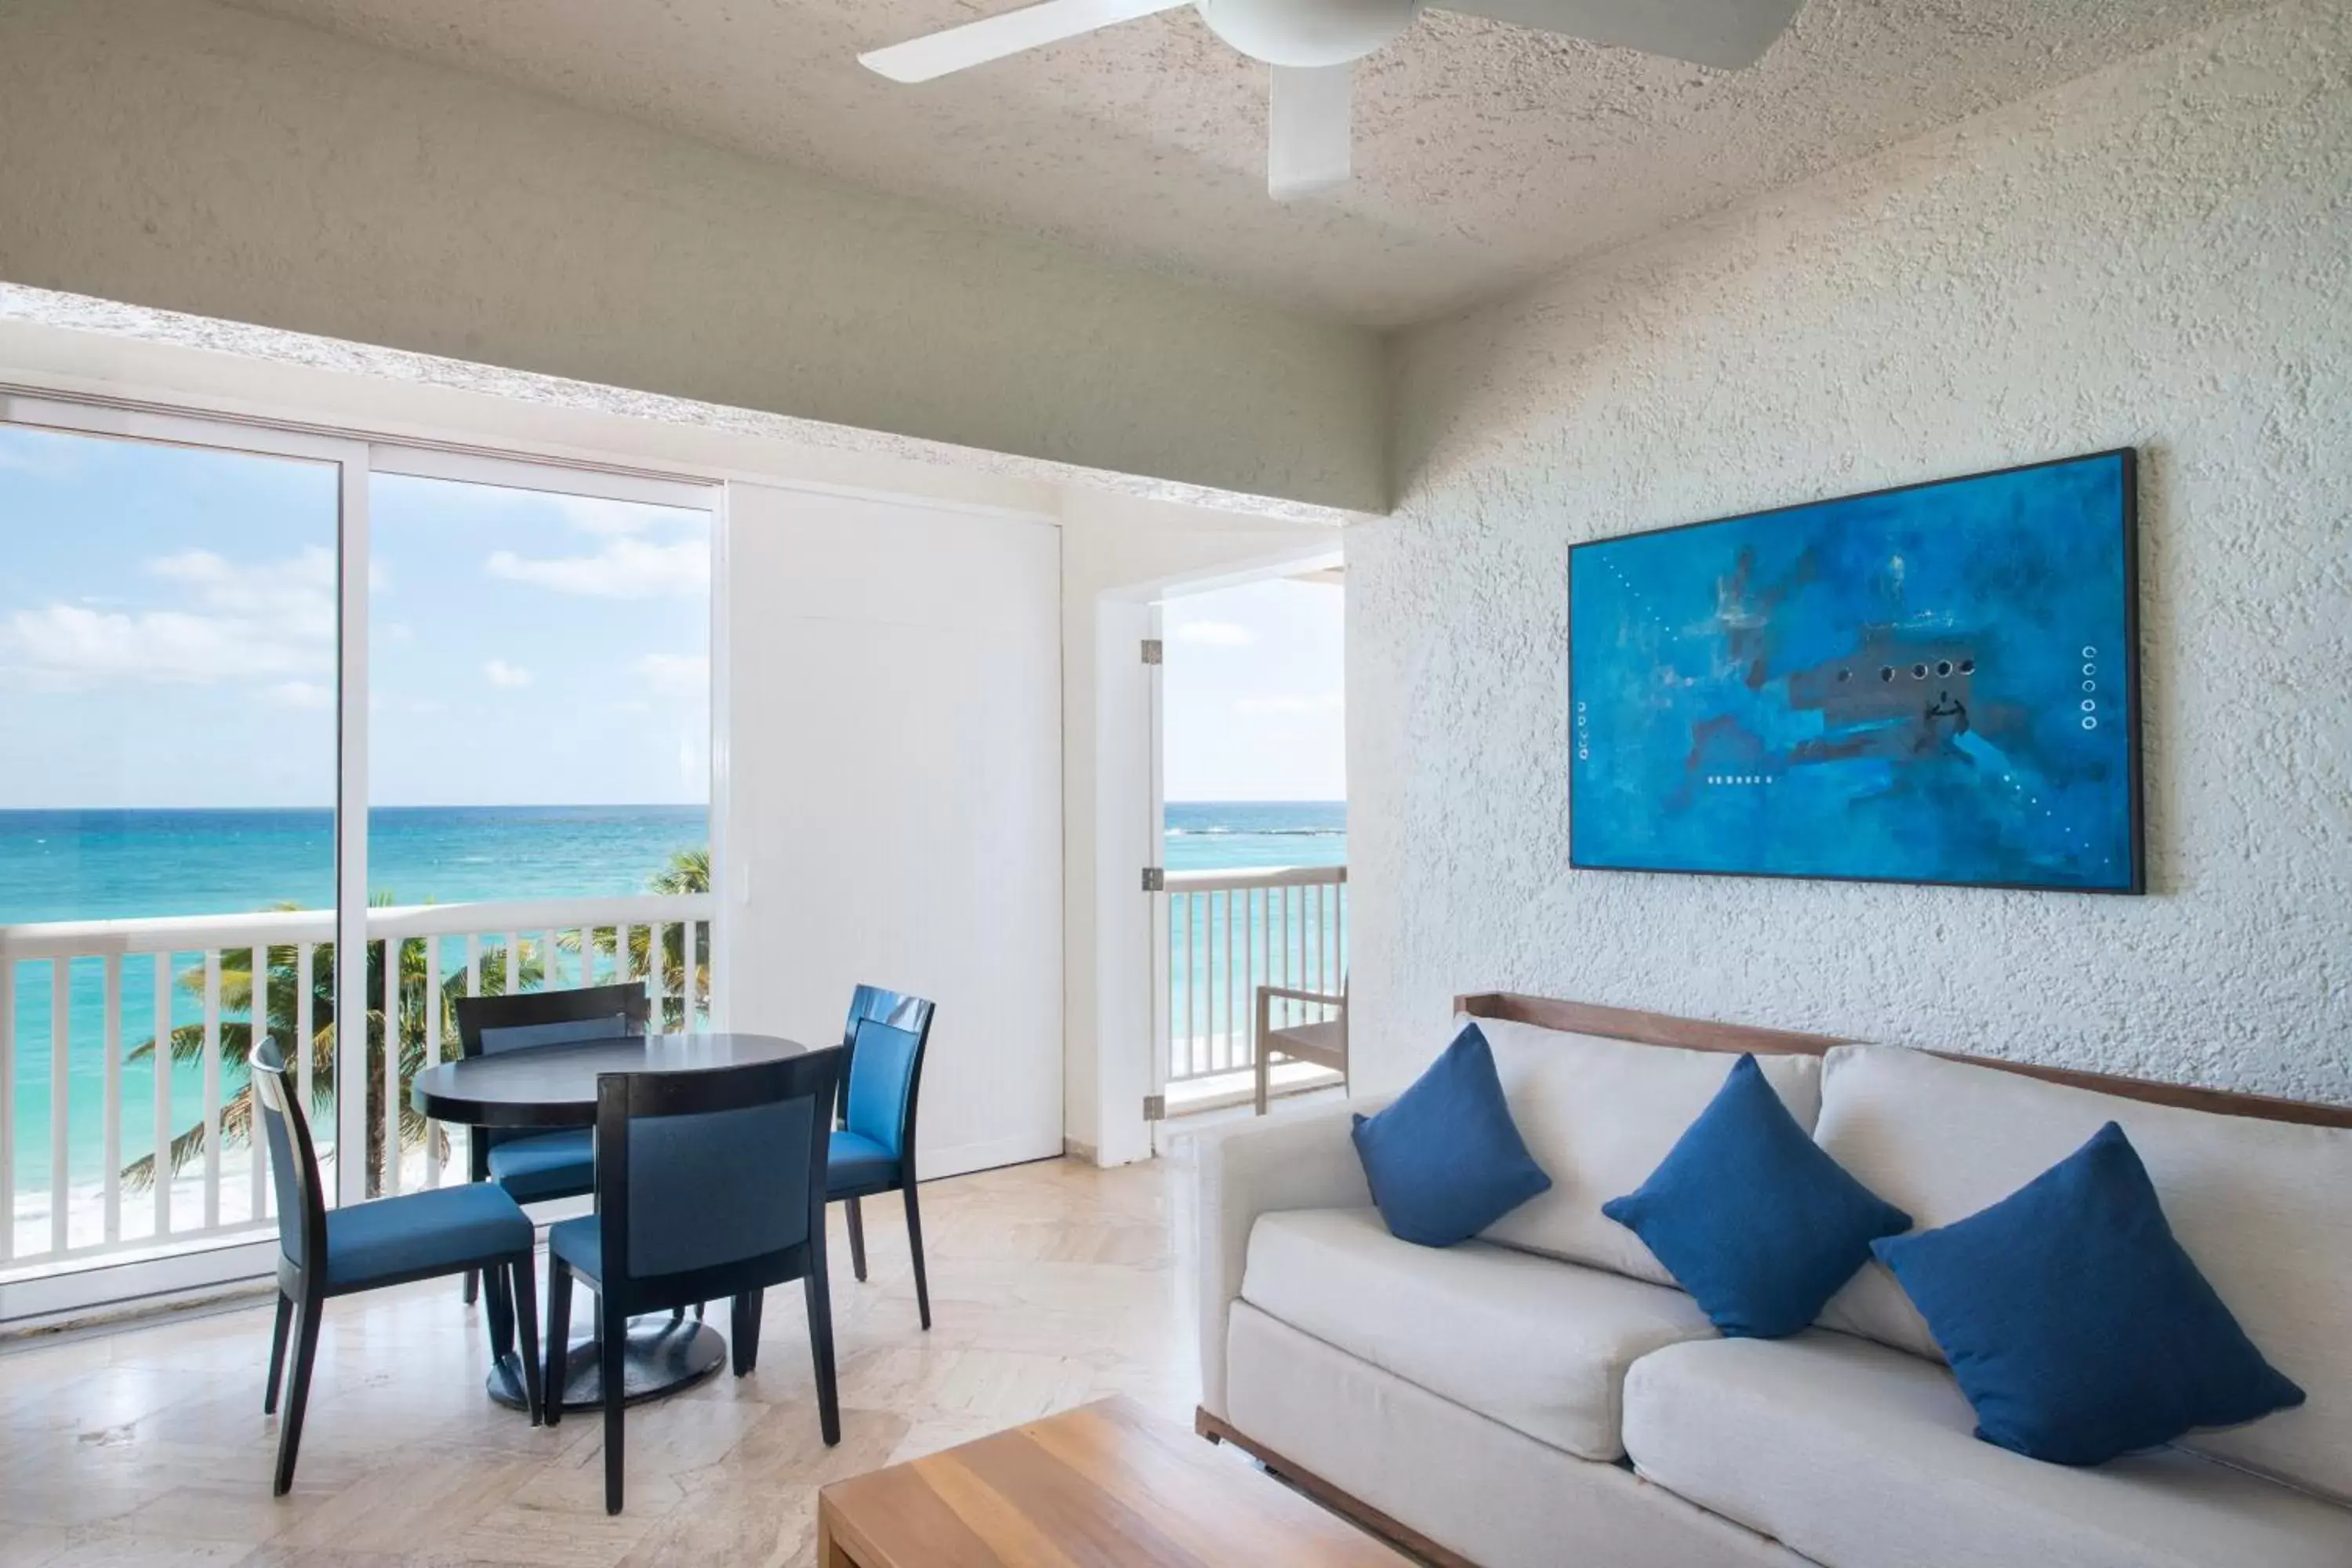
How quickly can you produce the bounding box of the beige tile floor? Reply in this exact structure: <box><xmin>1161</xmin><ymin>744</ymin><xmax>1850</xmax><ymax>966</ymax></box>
<box><xmin>0</xmin><ymin>1156</ymin><xmax>1209</xmax><ymax>1567</ymax></box>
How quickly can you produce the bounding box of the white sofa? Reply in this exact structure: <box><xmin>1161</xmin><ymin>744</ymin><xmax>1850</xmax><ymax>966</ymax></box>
<box><xmin>1192</xmin><ymin>998</ymin><xmax>2352</xmax><ymax>1568</ymax></box>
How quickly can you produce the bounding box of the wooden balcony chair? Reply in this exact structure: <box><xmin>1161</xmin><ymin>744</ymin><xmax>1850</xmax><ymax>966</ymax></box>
<box><xmin>1253</xmin><ymin>978</ymin><xmax>1348</xmax><ymax>1116</ymax></box>
<box><xmin>826</xmin><ymin>985</ymin><xmax>938</xmax><ymax>1330</ymax></box>
<box><xmin>544</xmin><ymin>1044</ymin><xmax>845</xmax><ymax>1513</ymax></box>
<box><xmin>250</xmin><ymin>1037</ymin><xmax>543</xmax><ymax>1497</ymax></box>
<box><xmin>451</xmin><ymin>981</ymin><xmax>651</xmax><ymax>1309</ymax></box>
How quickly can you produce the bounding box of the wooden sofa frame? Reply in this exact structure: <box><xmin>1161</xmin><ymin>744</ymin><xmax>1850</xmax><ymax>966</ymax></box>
<box><xmin>1196</xmin><ymin>991</ymin><xmax>2352</xmax><ymax>1567</ymax></box>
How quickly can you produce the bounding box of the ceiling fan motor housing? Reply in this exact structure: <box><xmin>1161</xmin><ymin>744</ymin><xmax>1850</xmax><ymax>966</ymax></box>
<box><xmin>1194</xmin><ymin>0</ymin><xmax>1422</xmax><ymax>67</ymax></box>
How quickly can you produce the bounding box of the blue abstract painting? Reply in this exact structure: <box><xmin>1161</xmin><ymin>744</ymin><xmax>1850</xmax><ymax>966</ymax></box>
<box><xmin>1569</xmin><ymin>451</ymin><xmax>2140</xmax><ymax>891</ymax></box>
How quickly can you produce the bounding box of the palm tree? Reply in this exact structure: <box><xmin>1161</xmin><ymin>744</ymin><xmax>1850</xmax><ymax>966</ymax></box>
<box><xmin>559</xmin><ymin>844</ymin><xmax>713</xmax><ymax>1031</ymax></box>
<box><xmin>125</xmin><ymin>845</ymin><xmax>709</xmax><ymax>1194</ymax></box>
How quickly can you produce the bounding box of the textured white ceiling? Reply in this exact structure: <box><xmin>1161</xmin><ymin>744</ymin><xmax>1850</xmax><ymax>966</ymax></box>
<box><xmin>221</xmin><ymin>0</ymin><xmax>2262</xmax><ymax>325</ymax></box>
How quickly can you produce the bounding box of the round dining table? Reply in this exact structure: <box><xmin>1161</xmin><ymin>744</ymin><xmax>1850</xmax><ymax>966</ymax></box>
<box><xmin>411</xmin><ymin>1030</ymin><xmax>817</xmax><ymax>1414</ymax></box>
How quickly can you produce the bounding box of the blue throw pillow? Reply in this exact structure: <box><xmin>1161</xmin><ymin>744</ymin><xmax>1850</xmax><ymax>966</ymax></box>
<box><xmin>1873</xmin><ymin>1121</ymin><xmax>2305</xmax><ymax>1466</ymax></box>
<box><xmin>1352</xmin><ymin>1024</ymin><xmax>1552</xmax><ymax>1247</ymax></box>
<box><xmin>1602</xmin><ymin>1054</ymin><xmax>1911</xmax><ymax>1338</ymax></box>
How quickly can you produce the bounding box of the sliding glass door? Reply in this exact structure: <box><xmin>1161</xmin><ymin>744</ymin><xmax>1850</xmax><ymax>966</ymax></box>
<box><xmin>0</xmin><ymin>397</ymin><xmax>363</xmax><ymax>1267</ymax></box>
<box><xmin>0</xmin><ymin>398</ymin><xmax>715</xmax><ymax>1307</ymax></box>
<box><xmin>359</xmin><ymin>454</ymin><xmax>714</xmax><ymax>1200</ymax></box>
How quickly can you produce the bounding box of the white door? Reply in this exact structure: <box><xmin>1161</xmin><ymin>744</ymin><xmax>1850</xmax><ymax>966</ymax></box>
<box><xmin>722</xmin><ymin>485</ymin><xmax>1063</xmax><ymax>1178</ymax></box>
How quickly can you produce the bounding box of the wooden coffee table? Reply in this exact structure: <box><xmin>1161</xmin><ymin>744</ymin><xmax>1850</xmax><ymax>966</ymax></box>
<box><xmin>817</xmin><ymin>1396</ymin><xmax>1410</xmax><ymax>1566</ymax></box>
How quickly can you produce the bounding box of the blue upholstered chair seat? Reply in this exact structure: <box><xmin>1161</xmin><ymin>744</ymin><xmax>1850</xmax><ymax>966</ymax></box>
<box><xmin>546</xmin><ymin>1214</ymin><xmax>604</xmax><ymax>1283</ymax></box>
<box><xmin>487</xmin><ymin>1129</ymin><xmax>596</xmax><ymax>1203</ymax></box>
<box><xmin>323</xmin><ymin>1185</ymin><xmax>534</xmax><ymax>1290</ymax></box>
<box><xmin>826</xmin><ymin>1130</ymin><xmax>901</xmax><ymax>1193</ymax></box>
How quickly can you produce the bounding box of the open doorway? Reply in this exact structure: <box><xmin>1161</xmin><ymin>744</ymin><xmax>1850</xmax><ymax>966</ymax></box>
<box><xmin>1153</xmin><ymin>568</ymin><xmax>1346</xmax><ymax>1121</ymax></box>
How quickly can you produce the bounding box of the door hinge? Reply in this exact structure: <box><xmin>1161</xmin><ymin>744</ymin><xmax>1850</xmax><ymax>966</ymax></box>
<box><xmin>1141</xmin><ymin>637</ymin><xmax>1163</xmax><ymax>666</ymax></box>
<box><xmin>1141</xmin><ymin>866</ymin><xmax>1165</xmax><ymax>893</ymax></box>
<box><xmin>1143</xmin><ymin>1094</ymin><xmax>1166</xmax><ymax>1122</ymax></box>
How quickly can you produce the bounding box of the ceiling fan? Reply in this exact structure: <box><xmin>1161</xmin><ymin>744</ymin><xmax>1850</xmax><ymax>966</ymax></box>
<box><xmin>861</xmin><ymin>0</ymin><xmax>1802</xmax><ymax>200</ymax></box>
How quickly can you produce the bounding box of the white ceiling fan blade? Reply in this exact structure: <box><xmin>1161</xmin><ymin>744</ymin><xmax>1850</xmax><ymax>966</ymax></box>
<box><xmin>1435</xmin><ymin>0</ymin><xmax>1802</xmax><ymax>69</ymax></box>
<box><xmin>1268</xmin><ymin>64</ymin><xmax>1352</xmax><ymax>201</ymax></box>
<box><xmin>860</xmin><ymin>0</ymin><xmax>1187</xmax><ymax>83</ymax></box>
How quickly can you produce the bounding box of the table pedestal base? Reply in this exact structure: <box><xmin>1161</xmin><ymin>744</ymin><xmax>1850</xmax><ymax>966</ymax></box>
<box><xmin>487</xmin><ymin>1316</ymin><xmax>726</xmax><ymax>1413</ymax></box>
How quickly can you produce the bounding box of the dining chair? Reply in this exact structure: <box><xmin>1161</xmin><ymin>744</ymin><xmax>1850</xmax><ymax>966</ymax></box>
<box><xmin>544</xmin><ymin>1045</ymin><xmax>845</xmax><ymax>1514</ymax></box>
<box><xmin>251</xmin><ymin>1036</ymin><xmax>543</xmax><ymax>1497</ymax></box>
<box><xmin>826</xmin><ymin>985</ymin><xmax>938</xmax><ymax>1330</ymax></box>
<box><xmin>452</xmin><ymin>981</ymin><xmax>649</xmax><ymax>1308</ymax></box>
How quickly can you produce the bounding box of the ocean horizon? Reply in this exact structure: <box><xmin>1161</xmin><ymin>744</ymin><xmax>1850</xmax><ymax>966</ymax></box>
<box><xmin>5</xmin><ymin>800</ymin><xmax>1342</xmax><ymax>1238</ymax></box>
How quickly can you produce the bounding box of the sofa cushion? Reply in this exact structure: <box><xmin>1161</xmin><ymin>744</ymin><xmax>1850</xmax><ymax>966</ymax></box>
<box><xmin>1472</xmin><ymin>1015</ymin><xmax>1824</xmax><ymax>1287</ymax></box>
<box><xmin>1605</xmin><ymin>1054</ymin><xmax>1911</xmax><ymax>1339</ymax></box>
<box><xmin>1814</xmin><ymin>1043</ymin><xmax>2352</xmax><ymax>1501</ymax></box>
<box><xmin>1352</xmin><ymin>1023</ymin><xmax>1552</xmax><ymax>1247</ymax></box>
<box><xmin>1873</xmin><ymin>1121</ymin><xmax>2303</xmax><ymax>1466</ymax></box>
<box><xmin>1241</xmin><ymin>1206</ymin><xmax>1715</xmax><ymax>1460</ymax></box>
<box><xmin>1624</xmin><ymin>1332</ymin><xmax>2352</xmax><ymax>1568</ymax></box>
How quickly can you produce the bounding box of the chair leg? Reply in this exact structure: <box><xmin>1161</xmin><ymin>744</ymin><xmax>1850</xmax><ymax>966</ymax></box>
<box><xmin>844</xmin><ymin>1196</ymin><xmax>867</xmax><ymax>1283</ymax></box>
<box><xmin>599</xmin><ymin>1294</ymin><xmax>626</xmax><ymax>1514</ymax></box>
<box><xmin>463</xmin><ymin>1266</ymin><xmax>478</xmax><ymax>1307</ymax></box>
<box><xmin>902</xmin><ymin>1181</ymin><xmax>932</xmax><ymax>1332</ymax></box>
<box><xmin>544</xmin><ymin>1260</ymin><xmax>572</xmax><ymax>1428</ymax></box>
<box><xmin>510</xmin><ymin>1258</ymin><xmax>544</xmax><ymax>1427</ymax></box>
<box><xmin>264</xmin><ymin>1291</ymin><xmax>293</xmax><ymax>1414</ymax></box>
<box><xmin>1255</xmin><ymin>1047</ymin><xmax>1272</xmax><ymax>1117</ymax></box>
<box><xmin>272</xmin><ymin>1296</ymin><xmax>323</xmax><ymax>1497</ymax></box>
<box><xmin>740</xmin><ymin>1287</ymin><xmax>764</xmax><ymax>1375</ymax></box>
<box><xmin>483</xmin><ymin>1255</ymin><xmax>515</xmax><ymax>1367</ymax></box>
<box><xmin>804</xmin><ymin>1264</ymin><xmax>840</xmax><ymax>1446</ymax></box>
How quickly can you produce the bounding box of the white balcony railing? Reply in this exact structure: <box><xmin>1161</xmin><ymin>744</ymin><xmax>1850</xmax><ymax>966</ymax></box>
<box><xmin>0</xmin><ymin>894</ymin><xmax>713</xmax><ymax>1272</ymax></box>
<box><xmin>1165</xmin><ymin>865</ymin><xmax>1345</xmax><ymax>1087</ymax></box>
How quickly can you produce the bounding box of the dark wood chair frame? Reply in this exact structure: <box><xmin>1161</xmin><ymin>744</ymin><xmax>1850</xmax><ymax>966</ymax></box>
<box><xmin>830</xmin><ymin>985</ymin><xmax>938</xmax><ymax>1331</ymax></box>
<box><xmin>545</xmin><ymin>1046</ymin><xmax>845</xmax><ymax>1514</ymax></box>
<box><xmin>1196</xmin><ymin>990</ymin><xmax>2352</xmax><ymax>1568</ymax></box>
<box><xmin>252</xmin><ymin>1038</ymin><xmax>543</xmax><ymax>1497</ymax></box>
<box><xmin>451</xmin><ymin>982</ymin><xmax>652</xmax><ymax>1316</ymax></box>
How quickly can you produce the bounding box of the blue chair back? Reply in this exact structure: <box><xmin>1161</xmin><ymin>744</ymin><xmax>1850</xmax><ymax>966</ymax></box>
<box><xmin>456</xmin><ymin>982</ymin><xmax>649</xmax><ymax>1058</ymax></box>
<box><xmin>456</xmin><ymin>983</ymin><xmax>650</xmax><ymax>1150</ymax></box>
<box><xmin>249</xmin><ymin>1037</ymin><xmax>328</xmax><ymax>1275</ymax></box>
<box><xmin>592</xmin><ymin>1047</ymin><xmax>842</xmax><ymax>1288</ymax></box>
<box><xmin>838</xmin><ymin>986</ymin><xmax>935</xmax><ymax>1163</ymax></box>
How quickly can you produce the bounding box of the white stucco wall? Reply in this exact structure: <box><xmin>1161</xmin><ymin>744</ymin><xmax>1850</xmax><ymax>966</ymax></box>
<box><xmin>1356</xmin><ymin>2</ymin><xmax>2352</xmax><ymax>1103</ymax></box>
<box><xmin>0</xmin><ymin>0</ymin><xmax>1385</xmax><ymax>514</ymax></box>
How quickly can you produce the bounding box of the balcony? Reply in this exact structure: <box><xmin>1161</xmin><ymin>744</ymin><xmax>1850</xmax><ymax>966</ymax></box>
<box><xmin>1163</xmin><ymin>864</ymin><xmax>1347</xmax><ymax>1116</ymax></box>
<box><xmin>0</xmin><ymin>893</ymin><xmax>713</xmax><ymax>1300</ymax></box>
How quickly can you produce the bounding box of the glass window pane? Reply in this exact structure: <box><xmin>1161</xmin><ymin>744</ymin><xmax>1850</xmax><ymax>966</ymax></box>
<box><xmin>0</xmin><ymin>421</ymin><xmax>339</xmax><ymax>1257</ymax></box>
<box><xmin>365</xmin><ymin>472</ymin><xmax>711</xmax><ymax>1193</ymax></box>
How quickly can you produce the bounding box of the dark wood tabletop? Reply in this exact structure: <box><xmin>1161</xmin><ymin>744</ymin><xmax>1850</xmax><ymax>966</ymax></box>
<box><xmin>411</xmin><ymin>1032</ymin><xmax>820</xmax><ymax>1128</ymax></box>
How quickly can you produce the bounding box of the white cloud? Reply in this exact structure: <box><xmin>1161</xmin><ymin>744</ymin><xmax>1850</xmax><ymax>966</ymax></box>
<box><xmin>148</xmin><ymin>547</ymin><xmax>338</xmax><ymax>641</ymax></box>
<box><xmin>0</xmin><ymin>546</ymin><xmax>337</xmax><ymax>692</ymax></box>
<box><xmin>632</xmin><ymin>653</ymin><xmax>710</xmax><ymax>695</ymax></box>
<box><xmin>547</xmin><ymin>494</ymin><xmax>704</xmax><ymax>537</ymax></box>
<box><xmin>1235</xmin><ymin>691</ymin><xmax>1345</xmax><ymax>716</ymax></box>
<box><xmin>483</xmin><ymin>659</ymin><xmax>534</xmax><ymax>689</ymax></box>
<box><xmin>1174</xmin><ymin>620</ymin><xmax>1254</xmax><ymax>648</ymax></box>
<box><xmin>264</xmin><ymin>681</ymin><xmax>333</xmax><ymax>710</ymax></box>
<box><xmin>485</xmin><ymin>537</ymin><xmax>708</xmax><ymax>598</ymax></box>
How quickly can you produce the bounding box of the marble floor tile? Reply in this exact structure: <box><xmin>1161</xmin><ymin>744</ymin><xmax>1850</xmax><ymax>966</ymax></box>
<box><xmin>1</xmin><ymin>1157</ymin><xmax>1203</xmax><ymax>1566</ymax></box>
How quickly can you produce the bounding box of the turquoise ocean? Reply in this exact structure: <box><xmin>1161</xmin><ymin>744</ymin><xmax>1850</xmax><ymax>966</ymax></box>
<box><xmin>3</xmin><ymin>801</ymin><xmax>1341</xmax><ymax>1211</ymax></box>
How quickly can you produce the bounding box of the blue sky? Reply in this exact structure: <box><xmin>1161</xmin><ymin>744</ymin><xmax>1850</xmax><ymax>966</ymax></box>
<box><xmin>1162</xmin><ymin>576</ymin><xmax>1345</xmax><ymax>802</ymax></box>
<box><xmin>2</xmin><ymin>420</ymin><xmax>1335</xmax><ymax>810</ymax></box>
<box><xmin>0</xmin><ymin>424</ymin><xmax>710</xmax><ymax>810</ymax></box>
